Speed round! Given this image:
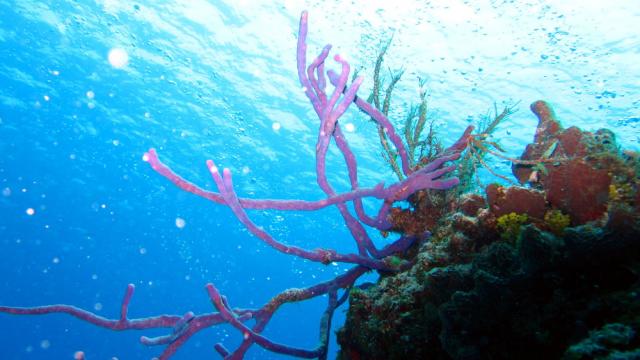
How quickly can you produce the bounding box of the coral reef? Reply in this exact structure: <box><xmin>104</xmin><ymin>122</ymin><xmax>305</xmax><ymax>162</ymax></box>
<box><xmin>513</xmin><ymin>100</ymin><xmax>638</xmax><ymax>224</ymax></box>
<box><xmin>337</xmin><ymin>101</ymin><xmax>640</xmax><ymax>359</ymax></box>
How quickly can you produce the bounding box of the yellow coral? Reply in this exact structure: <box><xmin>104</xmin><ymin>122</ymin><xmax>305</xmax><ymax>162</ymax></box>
<box><xmin>609</xmin><ymin>184</ymin><xmax>620</xmax><ymax>202</ymax></box>
<box><xmin>544</xmin><ymin>209</ymin><xmax>571</xmax><ymax>236</ymax></box>
<box><xmin>608</xmin><ymin>183</ymin><xmax>635</xmax><ymax>204</ymax></box>
<box><xmin>496</xmin><ymin>212</ymin><xmax>529</xmax><ymax>242</ymax></box>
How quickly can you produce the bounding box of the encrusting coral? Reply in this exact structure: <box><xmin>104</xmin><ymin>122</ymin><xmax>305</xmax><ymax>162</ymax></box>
<box><xmin>496</xmin><ymin>212</ymin><xmax>529</xmax><ymax>241</ymax></box>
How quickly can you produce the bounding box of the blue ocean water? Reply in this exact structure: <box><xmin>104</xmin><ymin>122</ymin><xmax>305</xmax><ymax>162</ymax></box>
<box><xmin>0</xmin><ymin>1</ymin><xmax>638</xmax><ymax>359</ymax></box>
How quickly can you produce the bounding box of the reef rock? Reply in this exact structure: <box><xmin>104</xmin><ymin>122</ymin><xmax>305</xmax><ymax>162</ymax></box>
<box><xmin>512</xmin><ymin>100</ymin><xmax>637</xmax><ymax>225</ymax></box>
<box><xmin>338</xmin><ymin>101</ymin><xmax>640</xmax><ymax>360</ymax></box>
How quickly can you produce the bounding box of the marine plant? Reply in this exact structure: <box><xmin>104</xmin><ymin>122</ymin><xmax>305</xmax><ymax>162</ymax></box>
<box><xmin>362</xmin><ymin>36</ymin><xmax>436</xmax><ymax>181</ymax></box>
<box><xmin>0</xmin><ymin>11</ymin><xmax>473</xmax><ymax>359</ymax></box>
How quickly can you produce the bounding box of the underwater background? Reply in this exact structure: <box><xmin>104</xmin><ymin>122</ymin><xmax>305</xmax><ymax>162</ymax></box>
<box><xmin>0</xmin><ymin>0</ymin><xmax>638</xmax><ymax>359</ymax></box>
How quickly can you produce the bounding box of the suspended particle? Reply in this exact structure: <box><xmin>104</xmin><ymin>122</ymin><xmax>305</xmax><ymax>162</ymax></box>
<box><xmin>108</xmin><ymin>48</ymin><xmax>129</xmax><ymax>68</ymax></box>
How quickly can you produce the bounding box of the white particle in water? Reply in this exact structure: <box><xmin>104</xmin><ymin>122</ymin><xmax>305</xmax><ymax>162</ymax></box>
<box><xmin>108</xmin><ymin>48</ymin><xmax>129</xmax><ymax>68</ymax></box>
